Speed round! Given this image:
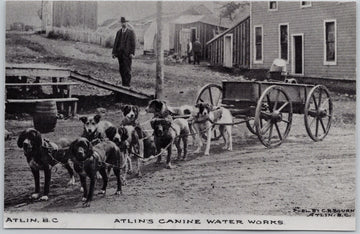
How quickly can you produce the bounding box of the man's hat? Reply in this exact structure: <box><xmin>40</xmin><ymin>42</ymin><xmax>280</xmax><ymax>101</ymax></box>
<box><xmin>120</xmin><ymin>17</ymin><xmax>128</xmax><ymax>23</ymax></box>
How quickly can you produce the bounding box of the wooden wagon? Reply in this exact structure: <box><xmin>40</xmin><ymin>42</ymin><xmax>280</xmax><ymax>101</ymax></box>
<box><xmin>195</xmin><ymin>81</ymin><xmax>333</xmax><ymax>147</ymax></box>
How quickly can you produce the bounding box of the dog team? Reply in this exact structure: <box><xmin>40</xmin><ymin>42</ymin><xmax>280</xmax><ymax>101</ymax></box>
<box><xmin>17</xmin><ymin>100</ymin><xmax>234</xmax><ymax>207</ymax></box>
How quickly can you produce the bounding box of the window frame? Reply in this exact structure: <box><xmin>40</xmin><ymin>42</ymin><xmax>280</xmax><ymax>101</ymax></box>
<box><xmin>300</xmin><ymin>1</ymin><xmax>312</xmax><ymax>8</ymax></box>
<box><xmin>254</xmin><ymin>25</ymin><xmax>263</xmax><ymax>64</ymax></box>
<box><xmin>279</xmin><ymin>23</ymin><xmax>289</xmax><ymax>63</ymax></box>
<box><xmin>323</xmin><ymin>19</ymin><xmax>337</xmax><ymax>65</ymax></box>
<box><xmin>268</xmin><ymin>1</ymin><xmax>278</xmax><ymax>11</ymax></box>
<box><xmin>291</xmin><ymin>33</ymin><xmax>305</xmax><ymax>76</ymax></box>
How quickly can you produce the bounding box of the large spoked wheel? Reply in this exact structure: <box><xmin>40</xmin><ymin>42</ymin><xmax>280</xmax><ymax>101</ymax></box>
<box><xmin>246</xmin><ymin>117</ymin><xmax>257</xmax><ymax>135</ymax></box>
<box><xmin>304</xmin><ymin>85</ymin><xmax>333</xmax><ymax>141</ymax></box>
<box><xmin>195</xmin><ymin>84</ymin><xmax>223</xmax><ymax>141</ymax></box>
<box><xmin>255</xmin><ymin>85</ymin><xmax>293</xmax><ymax>148</ymax></box>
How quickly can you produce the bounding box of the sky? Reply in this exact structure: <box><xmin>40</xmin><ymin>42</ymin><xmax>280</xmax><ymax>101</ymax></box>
<box><xmin>6</xmin><ymin>1</ymin><xmax>219</xmax><ymax>28</ymax></box>
<box><xmin>6</xmin><ymin>1</ymin><xmax>42</xmax><ymax>28</ymax></box>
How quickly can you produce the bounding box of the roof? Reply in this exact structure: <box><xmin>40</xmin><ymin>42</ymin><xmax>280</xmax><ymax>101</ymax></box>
<box><xmin>172</xmin><ymin>14</ymin><xmax>231</xmax><ymax>28</ymax></box>
<box><xmin>134</xmin><ymin>3</ymin><xmax>213</xmax><ymax>24</ymax></box>
<box><xmin>172</xmin><ymin>15</ymin><xmax>204</xmax><ymax>24</ymax></box>
<box><xmin>181</xmin><ymin>4</ymin><xmax>213</xmax><ymax>15</ymax></box>
<box><xmin>206</xmin><ymin>14</ymin><xmax>250</xmax><ymax>45</ymax></box>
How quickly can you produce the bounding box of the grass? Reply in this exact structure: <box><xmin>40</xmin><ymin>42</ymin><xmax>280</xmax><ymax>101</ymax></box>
<box><xmin>6</xmin><ymin>34</ymin><xmax>48</xmax><ymax>54</ymax></box>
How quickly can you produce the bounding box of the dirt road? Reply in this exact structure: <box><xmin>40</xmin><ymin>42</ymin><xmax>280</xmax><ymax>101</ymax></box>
<box><xmin>4</xmin><ymin>114</ymin><xmax>356</xmax><ymax>215</ymax></box>
<box><xmin>4</xmin><ymin>34</ymin><xmax>356</xmax><ymax>216</ymax></box>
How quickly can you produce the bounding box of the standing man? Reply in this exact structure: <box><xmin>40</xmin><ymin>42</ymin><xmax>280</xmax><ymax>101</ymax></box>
<box><xmin>186</xmin><ymin>38</ymin><xmax>192</xmax><ymax>64</ymax></box>
<box><xmin>193</xmin><ymin>37</ymin><xmax>201</xmax><ymax>65</ymax></box>
<box><xmin>112</xmin><ymin>17</ymin><xmax>136</xmax><ymax>87</ymax></box>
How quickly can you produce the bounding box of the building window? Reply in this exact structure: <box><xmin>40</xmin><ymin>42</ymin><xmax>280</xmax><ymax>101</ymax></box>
<box><xmin>279</xmin><ymin>24</ymin><xmax>289</xmax><ymax>62</ymax></box>
<box><xmin>254</xmin><ymin>25</ymin><xmax>263</xmax><ymax>63</ymax></box>
<box><xmin>300</xmin><ymin>1</ymin><xmax>312</xmax><ymax>8</ymax></box>
<box><xmin>269</xmin><ymin>1</ymin><xmax>278</xmax><ymax>11</ymax></box>
<box><xmin>324</xmin><ymin>20</ymin><xmax>336</xmax><ymax>65</ymax></box>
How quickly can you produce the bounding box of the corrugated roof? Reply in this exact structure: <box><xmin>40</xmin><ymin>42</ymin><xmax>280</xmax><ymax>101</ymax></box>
<box><xmin>206</xmin><ymin>14</ymin><xmax>250</xmax><ymax>45</ymax></box>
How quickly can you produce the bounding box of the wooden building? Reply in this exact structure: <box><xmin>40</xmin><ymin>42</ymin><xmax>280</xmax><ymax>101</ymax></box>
<box><xmin>42</xmin><ymin>1</ymin><xmax>98</xmax><ymax>33</ymax></box>
<box><xmin>250</xmin><ymin>1</ymin><xmax>356</xmax><ymax>80</ymax></box>
<box><xmin>173</xmin><ymin>15</ymin><xmax>229</xmax><ymax>59</ymax></box>
<box><xmin>206</xmin><ymin>15</ymin><xmax>250</xmax><ymax>68</ymax></box>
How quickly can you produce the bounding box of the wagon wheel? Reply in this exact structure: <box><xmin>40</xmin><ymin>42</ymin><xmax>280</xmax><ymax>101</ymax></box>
<box><xmin>246</xmin><ymin>117</ymin><xmax>256</xmax><ymax>135</ymax></box>
<box><xmin>304</xmin><ymin>85</ymin><xmax>333</xmax><ymax>141</ymax></box>
<box><xmin>255</xmin><ymin>85</ymin><xmax>293</xmax><ymax>148</ymax></box>
<box><xmin>195</xmin><ymin>84</ymin><xmax>223</xmax><ymax>141</ymax></box>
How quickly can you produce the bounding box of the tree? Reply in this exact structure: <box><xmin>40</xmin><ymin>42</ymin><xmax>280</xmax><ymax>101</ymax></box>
<box><xmin>37</xmin><ymin>1</ymin><xmax>44</xmax><ymax>20</ymax></box>
<box><xmin>219</xmin><ymin>1</ymin><xmax>249</xmax><ymax>21</ymax></box>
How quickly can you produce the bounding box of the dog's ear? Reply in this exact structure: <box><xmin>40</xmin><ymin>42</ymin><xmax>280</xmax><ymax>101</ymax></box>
<box><xmin>79</xmin><ymin>116</ymin><xmax>88</xmax><ymax>124</ymax></box>
<box><xmin>105</xmin><ymin>126</ymin><xmax>116</xmax><ymax>140</ymax></box>
<box><xmin>17</xmin><ymin>129</ymin><xmax>28</xmax><ymax>148</ymax></box>
<box><xmin>69</xmin><ymin>139</ymin><xmax>78</xmax><ymax>156</ymax></box>
<box><xmin>154</xmin><ymin>100</ymin><xmax>163</xmax><ymax>112</ymax></box>
<box><xmin>150</xmin><ymin>119</ymin><xmax>156</xmax><ymax>129</ymax></box>
<box><xmin>119</xmin><ymin>127</ymin><xmax>129</xmax><ymax>142</ymax></box>
<box><xmin>94</xmin><ymin>114</ymin><xmax>101</xmax><ymax>123</ymax></box>
<box><xmin>147</xmin><ymin>100</ymin><xmax>154</xmax><ymax>107</ymax></box>
<box><xmin>195</xmin><ymin>102</ymin><xmax>202</xmax><ymax>108</ymax></box>
<box><xmin>205</xmin><ymin>103</ymin><xmax>213</xmax><ymax>111</ymax></box>
<box><xmin>119</xmin><ymin>104</ymin><xmax>129</xmax><ymax>113</ymax></box>
<box><xmin>133</xmin><ymin>106</ymin><xmax>139</xmax><ymax>118</ymax></box>
<box><xmin>32</xmin><ymin>129</ymin><xmax>43</xmax><ymax>149</ymax></box>
<box><xmin>119</xmin><ymin>104</ymin><xmax>125</xmax><ymax>112</ymax></box>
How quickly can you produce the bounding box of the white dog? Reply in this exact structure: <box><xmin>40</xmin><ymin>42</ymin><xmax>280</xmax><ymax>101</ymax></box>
<box><xmin>193</xmin><ymin>102</ymin><xmax>233</xmax><ymax>156</ymax></box>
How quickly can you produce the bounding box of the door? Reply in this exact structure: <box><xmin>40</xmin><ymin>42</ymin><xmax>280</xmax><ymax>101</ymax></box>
<box><xmin>179</xmin><ymin>28</ymin><xmax>191</xmax><ymax>56</ymax></box>
<box><xmin>292</xmin><ymin>34</ymin><xmax>304</xmax><ymax>75</ymax></box>
<box><xmin>223</xmin><ymin>34</ymin><xmax>233</xmax><ymax>67</ymax></box>
<box><xmin>191</xmin><ymin>27</ymin><xmax>197</xmax><ymax>42</ymax></box>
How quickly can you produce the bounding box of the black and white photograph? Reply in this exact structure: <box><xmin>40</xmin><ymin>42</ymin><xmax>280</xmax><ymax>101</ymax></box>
<box><xmin>2</xmin><ymin>0</ymin><xmax>357</xmax><ymax>230</ymax></box>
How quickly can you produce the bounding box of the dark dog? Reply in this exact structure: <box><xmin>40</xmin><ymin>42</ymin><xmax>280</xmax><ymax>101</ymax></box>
<box><xmin>150</xmin><ymin>118</ymin><xmax>189</xmax><ymax>169</ymax></box>
<box><xmin>17</xmin><ymin>128</ymin><xmax>76</xmax><ymax>201</ymax></box>
<box><xmin>146</xmin><ymin>99</ymin><xmax>196</xmax><ymax>145</ymax></box>
<box><xmin>105</xmin><ymin>125</ymin><xmax>148</xmax><ymax>177</ymax></box>
<box><xmin>80</xmin><ymin>115</ymin><xmax>113</xmax><ymax>143</ymax></box>
<box><xmin>69</xmin><ymin>138</ymin><xmax>126</xmax><ymax>207</ymax></box>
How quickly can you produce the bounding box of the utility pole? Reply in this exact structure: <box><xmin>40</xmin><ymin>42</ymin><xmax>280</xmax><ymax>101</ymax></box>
<box><xmin>155</xmin><ymin>1</ymin><xmax>163</xmax><ymax>99</ymax></box>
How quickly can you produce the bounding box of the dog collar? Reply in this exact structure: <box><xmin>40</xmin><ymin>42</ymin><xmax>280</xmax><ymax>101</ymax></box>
<box><xmin>194</xmin><ymin>115</ymin><xmax>210</xmax><ymax>124</ymax></box>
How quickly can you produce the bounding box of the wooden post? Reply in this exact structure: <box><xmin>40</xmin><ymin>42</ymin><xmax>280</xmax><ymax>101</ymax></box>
<box><xmin>155</xmin><ymin>1</ymin><xmax>164</xmax><ymax>99</ymax></box>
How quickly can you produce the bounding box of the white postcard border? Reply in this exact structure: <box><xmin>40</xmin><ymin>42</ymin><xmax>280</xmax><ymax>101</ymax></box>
<box><xmin>3</xmin><ymin>212</ymin><xmax>356</xmax><ymax>230</ymax></box>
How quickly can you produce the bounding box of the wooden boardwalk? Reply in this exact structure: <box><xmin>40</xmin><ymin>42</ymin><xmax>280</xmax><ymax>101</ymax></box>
<box><xmin>6</xmin><ymin>63</ymin><xmax>154</xmax><ymax>106</ymax></box>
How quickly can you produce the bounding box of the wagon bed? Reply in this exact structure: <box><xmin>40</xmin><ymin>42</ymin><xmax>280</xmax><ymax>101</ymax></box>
<box><xmin>196</xmin><ymin>80</ymin><xmax>333</xmax><ymax>147</ymax></box>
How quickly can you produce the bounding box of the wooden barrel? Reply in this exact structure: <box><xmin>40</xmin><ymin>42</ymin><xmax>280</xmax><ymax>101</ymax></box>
<box><xmin>33</xmin><ymin>101</ymin><xmax>58</xmax><ymax>133</ymax></box>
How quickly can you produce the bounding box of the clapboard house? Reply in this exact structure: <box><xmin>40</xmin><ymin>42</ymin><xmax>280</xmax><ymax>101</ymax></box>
<box><xmin>250</xmin><ymin>1</ymin><xmax>356</xmax><ymax>80</ymax></box>
<box><xmin>206</xmin><ymin>15</ymin><xmax>250</xmax><ymax>68</ymax></box>
<box><xmin>173</xmin><ymin>15</ymin><xmax>230</xmax><ymax>59</ymax></box>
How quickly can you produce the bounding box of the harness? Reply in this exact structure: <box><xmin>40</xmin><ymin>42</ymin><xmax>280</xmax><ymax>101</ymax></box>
<box><xmin>194</xmin><ymin>107</ymin><xmax>223</xmax><ymax>124</ymax></box>
<box><xmin>84</xmin><ymin>129</ymin><xmax>103</xmax><ymax>145</ymax></box>
<box><xmin>25</xmin><ymin>138</ymin><xmax>61</xmax><ymax>170</ymax></box>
